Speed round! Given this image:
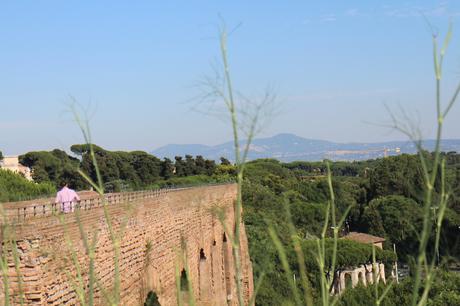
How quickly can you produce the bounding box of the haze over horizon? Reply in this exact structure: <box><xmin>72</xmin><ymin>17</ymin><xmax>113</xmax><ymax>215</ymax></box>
<box><xmin>2</xmin><ymin>1</ymin><xmax>460</xmax><ymax>155</ymax></box>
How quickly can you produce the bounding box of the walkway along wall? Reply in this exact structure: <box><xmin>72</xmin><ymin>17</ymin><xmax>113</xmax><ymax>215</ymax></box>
<box><xmin>0</xmin><ymin>184</ymin><xmax>254</xmax><ymax>305</ymax></box>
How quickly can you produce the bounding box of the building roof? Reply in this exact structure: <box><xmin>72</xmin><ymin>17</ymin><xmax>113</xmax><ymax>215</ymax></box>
<box><xmin>342</xmin><ymin>232</ymin><xmax>385</xmax><ymax>244</ymax></box>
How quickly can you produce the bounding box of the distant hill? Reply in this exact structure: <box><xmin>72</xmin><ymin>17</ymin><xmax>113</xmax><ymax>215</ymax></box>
<box><xmin>151</xmin><ymin>133</ymin><xmax>460</xmax><ymax>162</ymax></box>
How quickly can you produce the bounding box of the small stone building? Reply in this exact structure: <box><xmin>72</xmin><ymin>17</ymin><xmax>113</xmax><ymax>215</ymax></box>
<box><xmin>331</xmin><ymin>232</ymin><xmax>388</xmax><ymax>295</ymax></box>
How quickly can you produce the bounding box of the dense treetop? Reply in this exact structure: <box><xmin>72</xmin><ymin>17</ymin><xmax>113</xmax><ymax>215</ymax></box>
<box><xmin>19</xmin><ymin>145</ymin><xmax>220</xmax><ymax>192</ymax></box>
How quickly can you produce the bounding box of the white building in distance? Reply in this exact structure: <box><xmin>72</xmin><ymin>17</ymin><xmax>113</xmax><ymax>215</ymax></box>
<box><xmin>0</xmin><ymin>156</ymin><xmax>33</xmax><ymax>181</ymax></box>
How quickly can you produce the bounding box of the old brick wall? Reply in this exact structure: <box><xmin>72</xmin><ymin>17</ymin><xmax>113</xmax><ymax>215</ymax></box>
<box><xmin>0</xmin><ymin>184</ymin><xmax>253</xmax><ymax>305</ymax></box>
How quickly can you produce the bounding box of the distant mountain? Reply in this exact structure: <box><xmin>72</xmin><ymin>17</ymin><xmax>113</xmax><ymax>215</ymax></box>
<box><xmin>151</xmin><ymin>133</ymin><xmax>460</xmax><ymax>162</ymax></box>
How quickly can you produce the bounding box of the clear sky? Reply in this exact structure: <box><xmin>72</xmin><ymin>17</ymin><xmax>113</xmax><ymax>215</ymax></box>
<box><xmin>1</xmin><ymin>1</ymin><xmax>460</xmax><ymax>155</ymax></box>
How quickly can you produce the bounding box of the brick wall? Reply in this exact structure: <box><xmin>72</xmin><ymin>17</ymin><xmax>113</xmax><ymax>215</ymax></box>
<box><xmin>0</xmin><ymin>184</ymin><xmax>253</xmax><ymax>305</ymax></box>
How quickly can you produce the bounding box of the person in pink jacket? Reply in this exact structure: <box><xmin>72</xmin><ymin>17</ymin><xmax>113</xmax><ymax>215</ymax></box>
<box><xmin>55</xmin><ymin>182</ymin><xmax>80</xmax><ymax>213</ymax></box>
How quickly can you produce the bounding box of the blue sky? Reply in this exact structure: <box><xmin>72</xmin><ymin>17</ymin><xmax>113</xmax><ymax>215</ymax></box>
<box><xmin>1</xmin><ymin>1</ymin><xmax>460</xmax><ymax>155</ymax></box>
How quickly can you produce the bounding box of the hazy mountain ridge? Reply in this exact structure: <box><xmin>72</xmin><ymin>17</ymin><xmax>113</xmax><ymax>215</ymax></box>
<box><xmin>152</xmin><ymin>133</ymin><xmax>460</xmax><ymax>162</ymax></box>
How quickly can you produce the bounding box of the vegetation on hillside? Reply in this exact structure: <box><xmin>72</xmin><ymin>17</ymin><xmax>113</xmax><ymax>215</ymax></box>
<box><xmin>0</xmin><ymin>169</ymin><xmax>55</xmax><ymax>202</ymax></box>
<box><xmin>338</xmin><ymin>270</ymin><xmax>460</xmax><ymax>306</ymax></box>
<box><xmin>241</xmin><ymin>156</ymin><xmax>460</xmax><ymax>305</ymax></box>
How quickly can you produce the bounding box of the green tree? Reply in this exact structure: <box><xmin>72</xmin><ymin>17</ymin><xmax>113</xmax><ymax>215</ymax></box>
<box><xmin>72</xmin><ymin>144</ymin><xmax>165</xmax><ymax>190</ymax></box>
<box><xmin>220</xmin><ymin>156</ymin><xmax>231</xmax><ymax>165</ymax></box>
<box><xmin>174</xmin><ymin>156</ymin><xmax>186</xmax><ymax>177</ymax></box>
<box><xmin>369</xmin><ymin>155</ymin><xmax>425</xmax><ymax>201</ymax></box>
<box><xmin>194</xmin><ymin>155</ymin><xmax>206</xmax><ymax>175</ymax></box>
<box><xmin>361</xmin><ymin>195</ymin><xmax>422</xmax><ymax>258</ymax></box>
<box><xmin>20</xmin><ymin>150</ymin><xmax>85</xmax><ymax>189</ymax></box>
<box><xmin>161</xmin><ymin>158</ymin><xmax>174</xmax><ymax>180</ymax></box>
<box><xmin>184</xmin><ymin>155</ymin><xmax>195</xmax><ymax>176</ymax></box>
<box><xmin>204</xmin><ymin>159</ymin><xmax>216</xmax><ymax>176</ymax></box>
<box><xmin>359</xmin><ymin>205</ymin><xmax>385</xmax><ymax>237</ymax></box>
<box><xmin>130</xmin><ymin>151</ymin><xmax>162</xmax><ymax>185</ymax></box>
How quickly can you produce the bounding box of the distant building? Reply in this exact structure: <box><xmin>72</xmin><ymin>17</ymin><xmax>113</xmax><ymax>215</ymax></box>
<box><xmin>342</xmin><ymin>232</ymin><xmax>386</xmax><ymax>250</ymax></box>
<box><xmin>0</xmin><ymin>156</ymin><xmax>33</xmax><ymax>181</ymax></box>
<box><xmin>331</xmin><ymin>232</ymin><xmax>393</xmax><ymax>295</ymax></box>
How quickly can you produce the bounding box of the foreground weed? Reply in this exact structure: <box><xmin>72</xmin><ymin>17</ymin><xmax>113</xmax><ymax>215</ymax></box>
<box><xmin>198</xmin><ymin>23</ymin><xmax>277</xmax><ymax>305</ymax></box>
<box><xmin>50</xmin><ymin>102</ymin><xmax>134</xmax><ymax>305</ymax></box>
<box><xmin>174</xmin><ymin>238</ymin><xmax>196</xmax><ymax>306</ymax></box>
<box><xmin>387</xmin><ymin>24</ymin><xmax>458</xmax><ymax>306</ymax></box>
<box><xmin>0</xmin><ymin>201</ymin><xmax>24</xmax><ymax>305</ymax></box>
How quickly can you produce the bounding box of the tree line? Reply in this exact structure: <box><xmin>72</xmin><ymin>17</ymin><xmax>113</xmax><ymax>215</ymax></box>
<box><xmin>18</xmin><ymin>145</ymin><xmax>229</xmax><ymax>192</ymax></box>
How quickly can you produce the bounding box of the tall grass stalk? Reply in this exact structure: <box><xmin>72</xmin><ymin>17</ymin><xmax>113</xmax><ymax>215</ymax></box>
<box><xmin>0</xmin><ymin>202</ymin><xmax>11</xmax><ymax>306</ymax></box>
<box><xmin>174</xmin><ymin>238</ymin><xmax>196</xmax><ymax>306</ymax></box>
<box><xmin>372</xmin><ymin>245</ymin><xmax>394</xmax><ymax>306</ymax></box>
<box><xmin>0</xmin><ymin>233</ymin><xmax>10</xmax><ymax>306</ymax></box>
<box><xmin>174</xmin><ymin>257</ymin><xmax>184</xmax><ymax>306</ymax></box>
<box><xmin>53</xmin><ymin>191</ymin><xmax>104</xmax><ymax>306</ymax></box>
<box><xmin>386</xmin><ymin>24</ymin><xmax>457</xmax><ymax>306</ymax></box>
<box><xmin>57</xmin><ymin>211</ymin><xmax>87</xmax><ymax>305</ymax></box>
<box><xmin>10</xmin><ymin>234</ymin><xmax>24</xmax><ymax>306</ymax></box>
<box><xmin>219</xmin><ymin>27</ymin><xmax>253</xmax><ymax>306</ymax></box>
<box><xmin>0</xmin><ymin>199</ymin><xmax>24</xmax><ymax>305</ymax></box>
<box><xmin>316</xmin><ymin>162</ymin><xmax>352</xmax><ymax>306</ymax></box>
<box><xmin>268</xmin><ymin>225</ymin><xmax>303</xmax><ymax>305</ymax></box>
<box><xmin>49</xmin><ymin>102</ymin><xmax>131</xmax><ymax>305</ymax></box>
<box><xmin>284</xmin><ymin>199</ymin><xmax>314</xmax><ymax>306</ymax></box>
<box><xmin>199</xmin><ymin>24</ymin><xmax>276</xmax><ymax>305</ymax></box>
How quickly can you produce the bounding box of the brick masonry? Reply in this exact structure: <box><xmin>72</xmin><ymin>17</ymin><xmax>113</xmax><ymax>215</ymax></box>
<box><xmin>0</xmin><ymin>184</ymin><xmax>253</xmax><ymax>305</ymax></box>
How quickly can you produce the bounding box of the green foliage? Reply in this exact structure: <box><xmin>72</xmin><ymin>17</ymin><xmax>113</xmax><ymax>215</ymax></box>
<box><xmin>0</xmin><ymin>169</ymin><xmax>55</xmax><ymax>202</ymax></box>
<box><xmin>156</xmin><ymin>174</ymin><xmax>232</xmax><ymax>188</ymax></box>
<box><xmin>338</xmin><ymin>270</ymin><xmax>460</xmax><ymax>306</ymax></box>
<box><xmin>360</xmin><ymin>196</ymin><xmax>422</xmax><ymax>259</ymax></box>
<box><xmin>214</xmin><ymin>164</ymin><xmax>237</xmax><ymax>176</ymax></box>
<box><xmin>426</xmin><ymin>270</ymin><xmax>460</xmax><ymax>306</ymax></box>
<box><xmin>160</xmin><ymin>158</ymin><xmax>174</xmax><ymax>180</ymax></box>
<box><xmin>20</xmin><ymin>149</ymin><xmax>85</xmax><ymax>189</ymax></box>
<box><xmin>302</xmin><ymin>239</ymin><xmax>396</xmax><ymax>269</ymax></box>
<box><xmin>338</xmin><ymin>283</ymin><xmax>406</xmax><ymax>306</ymax></box>
<box><xmin>369</xmin><ymin>154</ymin><xmax>425</xmax><ymax>201</ymax></box>
<box><xmin>241</xmin><ymin>155</ymin><xmax>460</xmax><ymax>305</ymax></box>
<box><xmin>220</xmin><ymin>157</ymin><xmax>231</xmax><ymax>165</ymax></box>
<box><xmin>20</xmin><ymin>145</ymin><xmax>219</xmax><ymax>193</ymax></box>
<box><xmin>284</xmin><ymin>160</ymin><xmax>374</xmax><ymax>177</ymax></box>
<box><xmin>242</xmin><ymin>159</ymin><xmax>386</xmax><ymax>305</ymax></box>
